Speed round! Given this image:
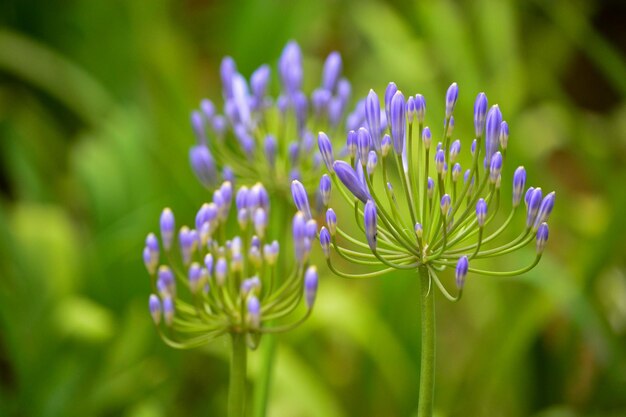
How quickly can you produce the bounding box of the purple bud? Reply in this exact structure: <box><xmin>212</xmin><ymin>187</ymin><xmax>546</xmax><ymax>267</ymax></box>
<box><xmin>143</xmin><ymin>246</ymin><xmax>157</xmax><ymax>275</ymax></box>
<box><xmin>422</xmin><ymin>126</ymin><xmax>432</xmax><ymax>150</ymax></box>
<box><xmin>158</xmin><ymin>266</ymin><xmax>175</xmax><ymax>296</ymax></box>
<box><xmin>435</xmin><ymin>149</ymin><xmax>445</xmax><ymax>174</ymax></box>
<box><xmin>365</xmin><ymin>90</ymin><xmax>382</xmax><ymax>149</ymax></box>
<box><xmin>449</xmin><ymin>139</ymin><xmax>461</xmax><ymax>162</ymax></box>
<box><xmin>367</xmin><ymin>151</ymin><xmax>378</xmax><ymax>175</ymax></box>
<box><xmin>390</xmin><ymin>91</ymin><xmax>406</xmax><ymax>154</ymax></box>
<box><xmin>264</xmin><ymin>135</ymin><xmax>277</xmax><ymax>168</ymax></box>
<box><xmin>319</xmin><ymin>175</ymin><xmax>331</xmax><ymax>206</ymax></box>
<box><xmin>279</xmin><ymin>41</ymin><xmax>303</xmax><ymax>94</ymax></box>
<box><xmin>346</xmin><ymin>130</ymin><xmax>357</xmax><ymax>159</ymax></box>
<box><xmin>499</xmin><ymin>121</ymin><xmax>509</xmax><ymax>150</ymax></box>
<box><xmin>445</xmin><ymin>82</ymin><xmax>459</xmax><ymax>118</ymax></box>
<box><xmin>162</xmin><ymin>295</ymin><xmax>174</xmax><ymax>326</ymax></box>
<box><xmin>149</xmin><ymin>294</ymin><xmax>161</xmax><ymax>325</ymax></box>
<box><xmin>146</xmin><ymin>233</ymin><xmax>159</xmax><ymax>254</ymax></box>
<box><xmin>215</xmin><ymin>257</ymin><xmax>227</xmax><ymax>285</ymax></box>
<box><xmin>357</xmin><ymin>127</ymin><xmax>371</xmax><ymax>165</ymax></box>
<box><xmin>427</xmin><ymin>177</ymin><xmax>435</xmax><ymax>199</ymax></box>
<box><xmin>381</xmin><ymin>134</ymin><xmax>391</xmax><ymax>157</ymax></box>
<box><xmin>291</xmin><ymin>180</ymin><xmax>312</xmax><ymax>219</ymax></box>
<box><xmin>212</xmin><ymin>115</ymin><xmax>227</xmax><ymax>137</ymax></box>
<box><xmin>407</xmin><ymin>96</ymin><xmax>416</xmax><ymax>123</ymax></box>
<box><xmin>384</xmin><ymin>82</ymin><xmax>398</xmax><ymax>122</ymax></box>
<box><xmin>247</xmin><ymin>295</ymin><xmax>261</xmax><ymax>327</ymax></box>
<box><xmin>322</xmin><ymin>52</ymin><xmax>342</xmax><ymax>92</ymax></box>
<box><xmin>263</xmin><ymin>241</ymin><xmax>280</xmax><ymax>265</ymax></box>
<box><xmin>455</xmin><ymin>256</ymin><xmax>468</xmax><ymax>289</ymax></box>
<box><xmin>304</xmin><ymin>266</ymin><xmax>319</xmax><ymax>308</ymax></box>
<box><xmin>188</xmin><ymin>262</ymin><xmax>202</xmax><ymax>293</ymax></box>
<box><xmin>312</xmin><ymin>88</ymin><xmax>332</xmax><ymax>114</ymax></box>
<box><xmin>415</xmin><ymin>94</ymin><xmax>426</xmax><ymax>123</ymax></box>
<box><xmin>485</xmin><ymin>105</ymin><xmax>503</xmax><ymax>162</ymax></box>
<box><xmin>305</xmin><ymin>219</ymin><xmax>318</xmax><ymax>240</ymax></box>
<box><xmin>293</xmin><ymin>91</ymin><xmax>308</xmax><ymax>132</ymax></box>
<box><xmin>446</xmin><ymin>116</ymin><xmax>455</xmax><ymax>137</ymax></box>
<box><xmin>526</xmin><ymin>188</ymin><xmax>543</xmax><ymax>228</ymax></box>
<box><xmin>512</xmin><ymin>167</ymin><xmax>526</xmax><ymax>207</ymax></box>
<box><xmin>220</xmin><ymin>56</ymin><xmax>237</xmax><ymax>98</ymax></box>
<box><xmin>250</xmin><ymin>64</ymin><xmax>271</xmax><ymax>100</ymax></box>
<box><xmin>525</xmin><ymin>187</ymin><xmax>535</xmax><ymax>207</ymax></box>
<box><xmin>533</xmin><ymin>192</ymin><xmax>555</xmax><ymax>231</ymax></box>
<box><xmin>189</xmin><ymin>145</ymin><xmax>217</xmax><ymax>188</ymax></box>
<box><xmin>333</xmin><ymin>161</ymin><xmax>370</xmax><ymax>203</ymax></box>
<box><xmin>536</xmin><ymin>223</ymin><xmax>549</xmax><ymax>254</ymax></box>
<box><xmin>364</xmin><ymin>200</ymin><xmax>377</xmax><ymax>251</ymax></box>
<box><xmin>160</xmin><ymin>208</ymin><xmax>175</xmax><ymax>251</ymax></box>
<box><xmin>292</xmin><ymin>212</ymin><xmax>309</xmax><ymax>263</ymax></box>
<box><xmin>471</xmin><ymin>139</ymin><xmax>477</xmax><ymax>155</ymax></box>
<box><xmin>236</xmin><ymin>186</ymin><xmax>249</xmax><ymax>212</ymax></box>
<box><xmin>489</xmin><ymin>152</ymin><xmax>503</xmax><ymax>183</ymax></box>
<box><xmin>337</xmin><ymin>78</ymin><xmax>351</xmax><ymax>104</ymax></box>
<box><xmin>191</xmin><ymin>110</ymin><xmax>205</xmax><ymax>143</ymax></box>
<box><xmin>222</xmin><ymin>166</ymin><xmax>234</xmax><ymax>183</ymax></box>
<box><xmin>415</xmin><ymin>222</ymin><xmax>423</xmax><ymax>238</ymax></box>
<box><xmin>204</xmin><ymin>253</ymin><xmax>214</xmax><ymax>274</ymax></box>
<box><xmin>326</xmin><ymin>208</ymin><xmax>337</xmax><ymax>236</ymax></box>
<box><xmin>476</xmin><ymin>198</ymin><xmax>487</xmax><ymax>227</ymax></box>
<box><xmin>319</xmin><ymin>227</ymin><xmax>331</xmax><ymax>258</ymax></box>
<box><xmin>474</xmin><ymin>93</ymin><xmax>488</xmax><ymax>137</ymax></box>
<box><xmin>277</xmin><ymin>95</ymin><xmax>289</xmax><ymax>114</ymax></box>
<box><xmin>452</xmin><ymin>163</ymin><xmax>462</xmax><ymax>182</ymax></box>
<box><xmin>253</xmin><ymin>208</ymin><xmax>268</xmax><ymax>238</ymax></box>
<box><xmin>200</xmin><ymin>99</ymin><xmax>215</xmax><ymax>120</ymax></box>
<box><xmin>441</xmin><ymin>194</ymin><xmax>451</xmax><ymax>215</ymax></box>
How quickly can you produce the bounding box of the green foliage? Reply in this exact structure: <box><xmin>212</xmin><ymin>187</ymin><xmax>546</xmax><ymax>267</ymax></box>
<box><xmin>1</xmin><ymin>0</ymin><xmax>625</xmax><ymax>416</ymax></box>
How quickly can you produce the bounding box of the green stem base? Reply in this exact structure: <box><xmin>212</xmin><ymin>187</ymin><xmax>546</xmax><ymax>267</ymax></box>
<box><xmin>418</xmin><ymin>266</ymin><xmax>435</xmax><ymax>417</ymax></box>
<box><xmin>229</xmin><ymin>333</ymin><xmax>248</xmax><ymax>417</ymax></box>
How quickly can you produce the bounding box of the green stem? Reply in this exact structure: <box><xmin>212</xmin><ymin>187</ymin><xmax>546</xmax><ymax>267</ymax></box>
<box><xmin>229</xmin><ymin>333</ymin><xmax>248</xmax><ymax>417</ymax></box>
<box><xmin>252</xmin><ymin>337</ymin><xmax>276</xmax><ymax>417</ymax></box>
<box><xmin>418</xmin><ymin>266</ymin><xmax>435</xmax><ymax>417</ymax></box>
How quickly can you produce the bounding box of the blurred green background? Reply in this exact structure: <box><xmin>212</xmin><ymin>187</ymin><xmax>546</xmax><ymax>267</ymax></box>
<box><xmin>1</xmin><ymin>0</ymin><xmax>626</xmax><ymax>416</ymax></box>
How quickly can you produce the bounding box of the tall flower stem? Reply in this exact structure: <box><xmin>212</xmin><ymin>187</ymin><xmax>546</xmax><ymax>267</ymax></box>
<box><xmin>417</xmin><ymin>265</ymin><xmax>435</xmax><ymax>417</ymax></box>
<box><xmin>251</xmin><ymin>337</ymin><xmax>276</xmax><ymax>417</ymax></box>
<box><xmin>229</xmin><ymin>333</ymin><xmax>248</xmax><ymax>417</ymax></box>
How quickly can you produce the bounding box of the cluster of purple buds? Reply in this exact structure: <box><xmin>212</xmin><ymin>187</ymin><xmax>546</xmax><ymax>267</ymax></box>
<box><xmin>187</xmin><ymin>41</ymin><xmax>359</xmax><ymax>210</ymax></box>
<box><xmin>143</xmin><ymin>181</ymin><xmax>319</xmax><ymax>349</ymax></box>
<box><xmin>316</xmin><ymin>82</ymin><xmax>555</xmax><ymax>300</ymax></box>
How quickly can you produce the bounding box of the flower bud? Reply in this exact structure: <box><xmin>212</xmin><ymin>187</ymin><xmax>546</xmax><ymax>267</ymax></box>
<box><xmin>422</xmin><ymin>126</ymin><xmax>432</xmax><ymax>150</ymax></box>
<box><xmin>455</xmin><ymin>256</ymin><xmax>469</xmax><ymax>289</ymax></box>
<box><xmin>415</xmin><ymin>223</ymin><xmax>423</xmax><ymax>238</ymax></box>
<box><xmin>357</xmin><ymin>127</ymin><xmax>371</xmax><ymax>166</ymax></box>
<box><xmin>318</xmin><ymin>132</ymin><xmax>334</xmax><ymax>173</ymax></box>
<box><xmin>536</xmin><ymin>223</ymin><xmax>549</xmax><ymax>254</ymax></box>
<box><xmin>435</xmin><ymin>149</ymin><xmax>445</xmax><ymax>175</ymax></box>
<box><xmin>381</xmin><ymin>134</ymin><xmax>391</xmax><ymax>157</ymax></box>
<box><xmin>407</xmin><ymin>96</ymin><xmax>416</xmax><ymax>124</ymax></box>
<box><xmin>319</xmin><ymin>174</ymin><xmax>332</xmax><ymax>206</ymax></box>
<box><xmin>163</xmin><ymin>295</ymin><xmax>174</xmax><ymax>326</ymax></box>
<box><xmin>441</xmin><ymin>194</ymin><xmax>451</xmax><ymax>216</ymax></box>
<box><xmin>188</xmin><ymin>262</ymin><xmax>202</xmax><ymax>293</ymax></box>
<box><xmin>304</xmin><ymin>266</ymin><xmax>319</xmax><ymax>309</ymax></box>
<box><xmin>384</xmin><ymin>82</ymin><xmax>398</xmax><ymax>123</ymax></box>
<box><xmin>485</xmin><ymin>105</ymin><xmax>502</xmax><ymax>162</ymax></box>
<box><xmin>474</xmin><ymin>92</ymin><xmax>488</xmax><ymax>137</ymax></box>
<box><xmin>533</xmin><ymin>192</ymin><xmax>555</xmax><ymax>231</ymax></box>
<box><xmin>326</xmin><ymin>208</ymin><xmax>337</xmax><ymax>236</ymax></box>
<box><xmin>160</xmin><ymin>208</ymin><xmax>175</xmax><ymax>251</ymax></box>
<box><xmin>367</xmin><ymin>151</ymin><xmax>378</xmax><ymax>176</ymax></box>
<box><xmin>449</xmin><ymin>140</ymin><xmax>461</xmax><ymax>163</ymax></box>
<box><xmin>364</xmin><ymin>200</ymin><xmax>377</xmax><ymax>251</ymax></box>
<box><xmin>415</xmin><ymin>94</ymin><xmax>426</xmax><ymax>123</ymax></box>
<box><xmin>427</xmin><ymin>177</ymin><xmax>434</xmax><ymax>199</ymax></box>
<box><xmin>291</xmin><ymin>180</ymin><xmax>312</xmax><ymax>219</ymax></box>
<box><xmin>215</xmin><ymin>257</ymin><xmax>227</xmax><ymax>285</ymax></box>
<box><xmin>264</xmin><ymin>134</ymin><xmax>277</xmax><ymax>168</ymax></box>
<box><xmin>319</xmin><ymin>227</ymin><xmax>331</xmax><ymax>258</ymax></box>
<box><xmin>526</xmin><ymin>188</ymin><xmax>543</xmax><ymax>229</ymax></box>
<box><xmin>365</xmin><ymin>89</ymin><xmax>382</xmax><ymax>148</ymax></box>
<box><xmin>499</xmin><ymin>121</ymin><xmax>509</xmax><ymax>150</ymax></box>
<box><xmin>512</xmin><ymin>167</ymin><xmax>526</xmax><ymax>207</ymax></box>
<box><xmin>333</xmin><ymin>161</ymin><xmax>370</xmax><ymax>203</ymax></box>
<box><xmin>346</xmin><ymin>130</ymin><xmax>357</xmax><ymax>159</ymax></box>
<box><xmin>445</xmin><ymin>82</ymin><xmax>458</xmax><ymax>118</ymax></box>
<box><xmin>476</xmin><ymin>198</ymin><xmax>487</xmax><ymax>227</ymax></box>
<box><xmin>322</xmin><ymin>52</ymin><xmax>342</xmax><ymax>91</ymax></box>
<box><xmin>452</xmin><ymin>163</ymin><xmax>462</xmax><ymax>183</ymax></box>
<box><xmin>390</xmin><ymin>91</ymin><xmax>406</xmax><ymax>154</ymax></box>
<box><xmin>149</xmin><ymin>294</ymin><xmax>162</xmax><ymax>325</ymax></box>
<box><xmin>247</xmin><ymin>295</ymin><xmax>261</xmax><ymax>328</ymax></box>
<box><xmin>253</xmin><ymin>208</ymin><xmax>268</xmax><ymax>238</ymax></box>
<box><xmin>489</xmin><ymin>152</ymin><xmax>503</xmax><ymax>183</ymax></box>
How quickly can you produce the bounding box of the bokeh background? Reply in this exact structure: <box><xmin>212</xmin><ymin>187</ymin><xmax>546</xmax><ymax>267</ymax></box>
<box><xmin>1</xmin><ymin>0</ymin><xmax>626</xmax><ymax>416</ymax></box>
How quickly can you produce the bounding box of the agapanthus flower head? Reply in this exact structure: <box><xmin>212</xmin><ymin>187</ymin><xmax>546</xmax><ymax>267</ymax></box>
<box><xmin>186</xmin><ymin>41</ymin><xmax>358</xmax><ymax>219</ymax></box>
<box><xmin>316</xmin><ymin>83</ymin><xmax>555</xmax><ymax>300</ymax></box>
<box><xmin>144</xmin><ymin>181</ymin><xmax>318</xmax><ymax>350</ymax></box>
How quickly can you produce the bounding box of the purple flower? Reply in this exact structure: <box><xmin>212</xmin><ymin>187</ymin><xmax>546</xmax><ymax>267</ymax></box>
<box><xmin>536</xmin><ymin>223</ymin><xmax>549</xmax><ymax>254</ymax></box>
<box><xmin>445</xmin><ymin>82</ymin><xmax>459</xmax><ymax>118</ymax></box>
<box><xmin>415</xmin><ymin>94</ymin><xmax>426</xmax><ymax>123</ymax></box>
<box><xmin>512</xmin><ymin>167</ymin><xmax>526</xmax><ymax>207</ymax></box>
<box><xmin>357</xmin><ymin>127</ymin><xmax>371</xmax><ymax>166</ymax></box>
<box><xmin>455</xmin><ymin>256</ymin><xmax>469</xmax><ymax>289</ymax></box>
<box><xmin>319</xmin><ymin>175</ymin><xmax>331</xmax><ymax>207</ymax></box>
<box><xmin>364</xmin><ymin>200</ymin><xmax>377</xmax><ymax>251</ymax></box>
<box><xmin>333</xmin><ymin>161</ymin><xmax>371</xmax><ymax>203</ymax></box>
<box><xmin>189</xmin><ymin>144</ymin><xmax>217</xmax><ymax>188</ymax></box>
<box><xmin>149</xmin><ymin>294</ymin><xmax>162</xmax><ymax>325</ymax></box>
<box><xmin>390</xmin><ymin>91</ymin><xmax>406</xmax><ymax>154</ymax></box>
<box><xmin>322</xmin><ymin>51</ymin><xmax>342</xmax><ymax>92</ymax></box>
<box><xmin>476</xmin><ymin>198</ymin><xmax>487</xmax><ymax>227</ymax></box>
<box><xmin>473</xmin><ymin>92</ymin><xmax>488</xmax><ymax>137</ymax></box>
<box><xmin>365</xmin><ymin>89</ymin><xmax>382</xmax><ymax>148</ymax></box>
<box><xmin>160</xmin><ymin>208</ymin><xmax>175</xmax><ymax>251</ymax></box>
<box><xmin>326</xmin><ymin>208</ymin><xmax>337</xmax><ymax>236</ymax></box>
<box><xmin>291</xmin><ymin>180</ymin><xmax>312</xmax><ymax>219</ymax></box>
<box><xmin>489</xmin><ymin>152</ymin><xmax>503</xmax><ymax>183</ymax></box>
<box><xmin>304</xmin><ymin>266</ymin><xmax>319</xmax><ymax>308</ymax></box>
<box><xmin>319</xmin><ymin>227</ymin><xmax>331</xmax><ymax>258</ymax></box>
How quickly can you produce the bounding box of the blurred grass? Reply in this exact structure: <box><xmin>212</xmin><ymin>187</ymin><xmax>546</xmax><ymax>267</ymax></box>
<box><xmin>1</xmin><ymin>0</ymin><xmax>626</xmax><ymax>416</ymax></box>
